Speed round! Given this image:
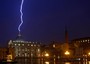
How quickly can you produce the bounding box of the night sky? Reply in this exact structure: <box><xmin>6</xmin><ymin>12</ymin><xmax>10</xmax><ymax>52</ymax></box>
<box><xmin>0</xmin><ymin>0</ymin><xmax>90</xmax><ymax>46</ymax></box>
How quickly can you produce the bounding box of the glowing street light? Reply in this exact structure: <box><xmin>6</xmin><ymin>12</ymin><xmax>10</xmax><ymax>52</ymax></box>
<box><xmin>45</xmin><ymin>53</ymin><xmax>49</xmax><ymax>57</ymax></box>
<box><xmin>45</xmin><ymin>61</ymin><xmax>49</xmax><ymax>64</ymax></box>
<box><xmin>65</xmin><ymin>51</ymin><xmax>70</xmax><ymax>55</ymax></box>
<box><xmin>88</xmin><ymin>52</ymin><xmax>90</xmax><ymax>56</ymax></box>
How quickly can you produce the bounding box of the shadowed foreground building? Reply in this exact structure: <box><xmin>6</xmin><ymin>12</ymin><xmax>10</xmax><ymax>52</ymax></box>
<box><xmin>0</xmin><ymin>47</ymin><xmax>8</xmax><ymax>60</ymax></box>
<box><xmin>0</xmin><ymin>47</ymin><xmax>14</xmax><ymax>61</ymax></box>
<box><xmin>71</xmin><ymin>37</ymin><xmax>90</xmax><ymax>56</ymax></box>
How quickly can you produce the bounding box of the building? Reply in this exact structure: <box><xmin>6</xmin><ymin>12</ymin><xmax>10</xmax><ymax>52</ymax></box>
<box><xmin>71</xmin><ymin>37</ymin><xmax>90</xmax><ymax>56</ymax></box>
<box><xmin>71</xmin><ymin>37</ymin><xmax>90</xmax><ymax>48</ymax></box>
<box><xmin>40</xmin><ymin>27</ymin><xmax>74</xmax><ymax>61</ymax></box>
<box><xmin>0</xmin><ymin>47</ymin><xmax>7</xmax><ymax>60</ymax></box>
<box><xmin>0</xmin><ymin>47</ymin><xmax>13</xmax><ymax>61</ymax></box>
<box><xmin>8</xmin><ymin>34</ymin><xmax>41</xmax><ymax>63</ymax></box>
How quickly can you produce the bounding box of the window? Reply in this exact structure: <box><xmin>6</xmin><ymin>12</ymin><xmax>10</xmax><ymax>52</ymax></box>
<box><xmin>29</xmin><ymin>42</ymin><xmax>31</xmax><ymax>43</ymax></box>
<box><xmin>25</xmin><ymin>53</ymin><xmax>27</xmax><ymax>57</ymax></box>
<box><xmin>34</xmin><ymin>45</ymin><xmax>36</xmax><ymax>46</ymax></box>
<box><xmin>28</xmin><ymin>44</ymin><xmax>30</xmax><ymax>46</ymax></box>
<box><xmin>85</xmin><ymin>40</ymin><xmax>87</xmax><ymax>42</ymax></box>
<box><xmin>18</xmin><ymin>53</ymin><xmax>20</xmax><ymax>56</ymax></box>
<box><xmin>18</xmin><ymin>44</ymin><xmax>20</xmax><ymax>46</ymax></box>
<box><xmin>88</xmin><ymin>39</ymin><xmax>89</xmax><ymax>42</ymax></box>
<box><xmin>37</xmin><ymin>49</ymin><xmax>40</xmax><ymax>52</ymax></box>
<box><xmin>25</xmin><ymin>48</ymin><xmax>27</xmax><ymax>51</ymax></box>
<box><xmin>53</xmin><ymin>44</ymin><xmax>55</xmax><ymax>48</ymax></box>
<box><xmin>15</xmin><ymin>44</ymin><xmax>17</xmax><ymax>46</ymax></box>
<box><xmin>31</xmin><ymin>44</ymin><xmax>33</xmax><ymax>46</ymax></box>
<box><xmin>31</xmin><ymin>53</ymin><xmax>33</xmax><ymax>57</ymax></box>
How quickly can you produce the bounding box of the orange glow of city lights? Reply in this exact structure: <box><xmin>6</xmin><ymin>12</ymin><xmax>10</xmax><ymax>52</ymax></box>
<box><xmin>7</xmin><ymin>54</ymin><xmax>12</xmax><ymax>62</ymax></box>
<box><xmin>88</xmin><ymin>52</ymin><xmax>90</xmax><ymax>56</ymax></box>
<box><xmin>45</xmin><ymin>61</ymin><xmax>49</xmax><ymax>64</ymax></box>
<box><xmin>65</xmin><ymin>51</ymin><xmax>70</xmax><ymax>55</ymax></box>
<box><xmin>45</xmin><ymin>53</ymin><xmax>49</xmax><ymax>57</ymax></box>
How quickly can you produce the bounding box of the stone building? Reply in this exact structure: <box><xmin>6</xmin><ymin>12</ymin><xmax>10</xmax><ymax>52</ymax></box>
<box><xmin>8</xmin><ymin>35</ymin><xmax>41</xmax><ymax>63</ymax></box>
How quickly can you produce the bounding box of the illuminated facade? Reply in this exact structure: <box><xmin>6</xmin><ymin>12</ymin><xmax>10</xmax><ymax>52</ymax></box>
<box><xmin>8</xmin><ymin>38</ymin><xmax>41</xmax><ymax>64</ymax></box>
<box><xmin>8</xmin><ymin>40</ymin><xmax>41</xmax><ymax>58</ymax></box>
<box><xmin>0</xmin><ymin>47</ymin><xmax>14</xmax><ymax>61</ymax></box>
<box><xmin>71</xmin><ymin>37</ymin><xmax>90</xmax><ymax>48</ymax></box>
<box><xmin>71</xmin><ymin>37</ymin><xmax>90</xmax><ymax>57</ymax></box>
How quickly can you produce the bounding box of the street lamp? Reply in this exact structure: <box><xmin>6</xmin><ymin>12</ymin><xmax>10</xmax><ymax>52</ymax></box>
<box><xmin>88</xmin><ymin>52</ymin><xmax>90</xmax><ymax>56</ymax></box>
<box><xmin>45</xmin><ymin>61</ymin><xmax>49</xmax><ymax>64</ymax></box>
<box><xmin>64</xmin><ymin>51</ymin><xmax>70</xmax><ymax>55</ymax></box>
<box><xmin>45</xmin><ymin>53</ymin><xmax>49</xmax><ymax>57</ymax></box>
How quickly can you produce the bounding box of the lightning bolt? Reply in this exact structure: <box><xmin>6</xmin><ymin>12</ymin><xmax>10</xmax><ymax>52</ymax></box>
<box><xmin>18</xmin><ymin>0</ymin><xmax>24</xmax><ymax>33</ymax></box>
